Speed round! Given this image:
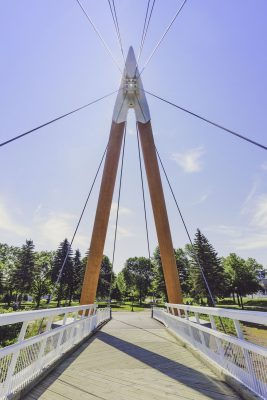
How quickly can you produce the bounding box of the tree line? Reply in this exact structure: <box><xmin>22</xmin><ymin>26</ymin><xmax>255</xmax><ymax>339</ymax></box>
<box><xmin>0</xmin><ymin>229</ymin><xmax>264</xmax><ymax>310</ymax></box>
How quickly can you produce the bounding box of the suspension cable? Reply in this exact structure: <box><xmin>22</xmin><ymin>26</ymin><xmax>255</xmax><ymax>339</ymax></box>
<box><xmin>108</xmin><ymin>0</ymin><xmax>125</xmax><ymax>63</ymax></box>
<box><xmin>138</xmin><ymin>0</ymin><xmax>156</xmax><ymax>63</ymax></box>
<box><xmin>108</xmin><ymin>124</ymin><xmax>127</xmax><ymax>304</ymax></box>
<box><xmin>49</xmin><ymin>141</ymin><xmax>108</xmax><ymax>303</ymax></box>
<box><xmin>138</xmin><ymin>0</ymin><xmax>150</xmax><ymax>62</ymax></box>
<box><xmin>140</xmin><ymin>0</ymin><xmax>156</xmax><ymax>61</ymax></box>
<box><xmin>0</xmin><ymin>90</ymin><xmax>118</xmax><ymax>148</ymax></box>
<box><xmin>155</xmin><ymin>146</ymin><xmax>216</xmax><ymax>307</ymax></box>
<box><xmin>75</xmin><ymin>0</ymin><xmax>122</xmax><ymax>73</ymax></box>
<box><xmin>145</xmin><ymin>89</ymin><xmax>267</xmax><ymax>151</ymax></box>
<box><xmin>138</xmin><ymin>0</ymin><xmax>188</xmax><ymax>77</ymax></box>
<box><xmin>107</xmin><ymin>0</ymin><xmax>125</xmax><ymax>62</ymax></box>
<box><xmin>136</xmin><ymin>123</ymin><xmax>152</xmax><ymax>263</ymax></box>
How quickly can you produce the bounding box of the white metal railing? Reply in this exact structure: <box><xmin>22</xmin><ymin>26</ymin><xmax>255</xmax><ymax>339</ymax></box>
<box><xmin>0</xmin><ymin>304</ymin><xmax>110</xmax><ymax>399</ymax></box>
<box><xmin>153</xmin><ymin>303</ymin><xmax>267</xmax><ymax>400</ymax></box>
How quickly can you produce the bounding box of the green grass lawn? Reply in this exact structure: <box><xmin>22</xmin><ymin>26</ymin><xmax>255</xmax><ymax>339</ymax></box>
<box><xmin>98</xmin><ymin>301</ymin><xmax>154</xmax><ymax>312</ymax></box>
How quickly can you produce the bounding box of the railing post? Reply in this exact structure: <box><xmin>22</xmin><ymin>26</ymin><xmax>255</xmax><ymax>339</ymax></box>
<box><xmin>5</xmin><ymin>321</ymin><xmax>28</xmax><ymax>396</ymax></box>
<box><xmin>36</xmin><ymin>315</ymin><xmax>54</xmax><ymax>370</ymax></box>
<box><xmin>233</xmin><ymin>319</ymin><xmax>259</xmax><ymax>393</ymax></box>
<box><xmin>194</xmin><ymin>312</ymin><xmax>206</xmax><ymax>348</ymax></box>
<box><xmin>184</xmin><ymin>309</ymin><xmax>194</xmax><ymax>342</ymax></box>
<box><xmin>209</xmin><ymin>315</ymin><xmax>225</xmax><ymax>361</ymax></box>
<box><xmin>56</xmin><ymin>313</ymin><xmax>67</xmax><ymax>356</ymax></box>
<box><xmin>71</xmin><ymin>311</ymin><xmax>79</xmax><ymax>345</ymax></box>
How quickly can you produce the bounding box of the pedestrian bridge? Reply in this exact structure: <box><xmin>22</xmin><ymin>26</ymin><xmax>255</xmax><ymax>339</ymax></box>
<box><xmin>1</xmin><ymin>305</ymin><xmax>267</xmax><ymax>400</ymax></box>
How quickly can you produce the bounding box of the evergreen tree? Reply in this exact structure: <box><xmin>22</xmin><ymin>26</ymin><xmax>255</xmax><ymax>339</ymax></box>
<box><xmin>96</xmin><ymin>256</ymin><xmax>114</xmax><ymax>300</ymax></box>
<box><xmin>51</xmin><ymin>239</ymin><xmax>73</xmax><ymax>307</ymax></box>
<box><xmin>13</xmin><ymin>240</ymin><xmax>35</xmax><ymax>303</ymax></box>
<box><xmin>0</xmin><ymin>265</ymin><xmax>3</xmax><ymax>295</ymax></box>
<box><xmin>77</xmin><ymin>255</ymin><xmax>87</xmax><ymax>297</ymax></box>
<box><xmin>187</xmin><ymin>229</ymin><xmax>226</xmax><ymax>305</ymax></box>
<box><xmin>152</xmin><ymin>246</ymin><xmax>190</xmax><ymax>301</ymax></box>
<box><xmin>152</xmin><ymin>246</ymin><xmax>167</xmax><ymax>301</ymax></box>
<box><xmin>71</xmin><ymin>249</ymin><xmax>83</xmax><ymax>303</ymax></box>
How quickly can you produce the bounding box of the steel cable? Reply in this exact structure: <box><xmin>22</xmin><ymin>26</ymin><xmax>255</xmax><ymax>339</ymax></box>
<box><xmin>107</xmin><ymin>0</ymin><xmax>125</xmax><ymax>63</ymax></box>
<box><xmin>49</xmin><ymin>141</ymin><xmax>109</xmax><ymax>303</ymax></box>
<box><xmin>0</xmin><ymin>90</ymin><xmax>118</xmax><ymax>148</ymax></box>
<box><xmin>75</xmin><ymin>0</ymin><xmax>122</xmax><ymax>73</ymax></box>
<box><xmin>139</xmin><ymin>0</ymin><xmax>188</xmax><ymax>77</ymax></box>
<box><xmin>145</xmin><ymin>89</ymin><xmax>267</xmax><ymax>151</ymax></box>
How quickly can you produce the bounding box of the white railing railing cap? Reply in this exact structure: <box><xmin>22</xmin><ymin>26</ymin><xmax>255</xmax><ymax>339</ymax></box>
<box><xmin>166</xmin><ymin>303</ymin><xmax>267</xmax><ymax>325</ymax></box>
<box><xmin>0</xmin><ymin>304</ymin><xmax>97</xmax><ymax>326</ymax></box>
<box><xmin>157</xmin><ymin>308</ymin><xmax>267</xmax><ymax>357</ymax></box>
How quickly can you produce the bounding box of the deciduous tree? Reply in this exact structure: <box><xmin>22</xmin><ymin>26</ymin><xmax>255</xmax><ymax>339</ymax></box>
<box><xmin>122</xmin><ymin>257</ymin><xmax>153</xmax><ymax>305</ymax></box>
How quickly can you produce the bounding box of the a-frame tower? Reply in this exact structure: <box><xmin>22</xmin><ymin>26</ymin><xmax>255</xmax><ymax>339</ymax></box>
<box><xmin>80</xmin><ymin>47</ymin><xmax>183</xmax><ymax>305</ymax></box>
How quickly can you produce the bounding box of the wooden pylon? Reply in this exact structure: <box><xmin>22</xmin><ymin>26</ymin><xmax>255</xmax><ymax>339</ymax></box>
<box><xmin>80</xmin><ymin>47</ymin><xmax>183</xmax><ymax>306</ymax></box>
<box><xmin>80</xmin><ymin>121</ymin><xmax>125</xmax><ymax>305</ymax></box>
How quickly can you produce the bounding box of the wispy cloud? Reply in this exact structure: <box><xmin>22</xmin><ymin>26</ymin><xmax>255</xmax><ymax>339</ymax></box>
<box><xmin>193</xmin><ymin>193</ymin><xmax>209</xmax><ymax>205</ymax></box>
<box><xmin>252</xmin><ymin>194</ymin><xmax>267</xmax><ymax>228</ymax></box>
<box><xmin>241</xmin><ymin>179</ymin><xmax>259</xmax><ymax>214</ymax></box>
<box><xmin>171</xmin><ymin>146</ymin><xmax>205</xmax><ymax>173</ymax></box>
<box><xmin>261</xmin><ymin>161</ymin><xmax>267</xmax><ymax>171</ymax></box>
<box><xmin>0</xmin><ymin>199</ymin><xmax>90</xmax><ymax>251</ymax></box>
<box><xmin>37</xmin><ymin>212</ymin><xmax>89</xmax><ymax>249</ymax></box>
<box><xmin>111</xmin><ymin>202</ymin><xmax>132</xmax><ymax>215</ymax></box>
<box><xmin>208</xmin><ymin>192</ymin><xmax>267</xmax><ymax>250</ymax></box>
<box><xmin>38</xmin><ymin>212</ymin><xmax>75</xmax><ymax>246</ymax></box>
<box><xmin>0</xmin><ymin>200</ymin><xmax>30</xmax><ymax>237</ymax></box>
<box><xmin>107</xmin><ymin>224</ymin><xmax>133</xmax><ymax>241</ymax></box>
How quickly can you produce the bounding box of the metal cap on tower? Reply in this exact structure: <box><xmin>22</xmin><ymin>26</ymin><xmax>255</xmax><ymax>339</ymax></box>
<box><xmin>112</xmin><ymin>46</ymin><xmax>151</xmax><ymax>123</ymax></box>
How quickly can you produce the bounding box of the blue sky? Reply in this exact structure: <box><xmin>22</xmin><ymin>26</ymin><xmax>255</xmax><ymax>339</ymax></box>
<box><xmin>1</xmin><ymin>0</ymin><xmax>267</xmax><ymax>272</ymax></box>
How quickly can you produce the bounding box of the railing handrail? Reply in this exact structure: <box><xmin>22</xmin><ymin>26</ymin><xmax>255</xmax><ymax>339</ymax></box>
<box><xmin>0</xmin><ymin>306</ymin><xmax>111</xmax><ymax>399</ymax></box>
<box><xmin>0</xmin><ymin>304</ymin><xmax>97</xmax><ymax>326</ymax></box>
<box><xmin>166</xmin><ymin>303</ymin><xmax>267</xmax><ymax>325</ymax></box>
<box><xmin>153</xmin><ymin>305</ymin><xmax>267</xmax><ymax>399</ymax></box>
<box><xmin>161</xmin><ymin>309</ymin><xmax>267</xmax><ymax>357</ymax></box>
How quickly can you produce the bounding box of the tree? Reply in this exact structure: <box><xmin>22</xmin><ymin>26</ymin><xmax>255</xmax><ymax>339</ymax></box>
<box><xmin>96</xmin><ymin>256</ymin><xmax>114</xmax><ymax>300</ymax></box>
<box><xmin>111</xmin><ymin>282</ymin><xmax>122</xmax><ymax>302</ymax></box>
<box><xmin>122</xmin><ymin>257</ymin><xmax>153</xmax><ymax>305</ymax></box>
<box><xmin>152</xmin><ymin>246</ymin><xmax>190</xmax><ymax>301</ymax></box>
<box><xmin>223</xmin><ymin>254</ymin><xmax>262</xmax><ymax>308</ymax></box>
<box><xmin>175</xmin><ymin>248</ymin><xmax>190</xmax><ymax>295</ymax></box>
<box><xmin>152</xmin><ymin>246</ymin><xmax>167</xmax><ymax>301</ymax></box>
<box><xmin>116</xmin><ymin>271</ymin><xmax>128</xmax><ymax>301</ymax></box>
<box><xmin>0</xmin><ymin>244</ymin><xmax>20</xmax><ymax>305</ymax></box>
<box><xmin>186</xmin><ymin>229</ymin><xmax>226</xmax><ymax>306</ymax></box>
<box><xmin>51</xmin><ymin>239</ymin><xmax>73</xmax><ymax>307</ymax></box>
<box><xmin>13</xmin><ymin>240</ymin><xmax>35</xmax><ymax>303</ymax></box>
<box><xmin>71</xmin><ymin>249</ymin><xmax>83</xmax><ymax>303</ymax></box>
<box><xmin>31</xmin><ymin>251</ymin><xmax>54</xmax><ymax>308</ymax></box>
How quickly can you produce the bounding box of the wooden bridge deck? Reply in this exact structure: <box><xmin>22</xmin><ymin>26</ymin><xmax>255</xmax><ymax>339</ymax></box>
<box><xmin>25</xmin><ymin>312</ymin><xmax>241</xmax><ymax>400</ymax></box>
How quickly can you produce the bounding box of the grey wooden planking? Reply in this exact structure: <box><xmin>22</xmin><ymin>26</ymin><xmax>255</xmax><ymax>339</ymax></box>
<box><xmin>24</xmin><ymin>312</ymin><xmax>241</xmax><ymax>400</ymax></box>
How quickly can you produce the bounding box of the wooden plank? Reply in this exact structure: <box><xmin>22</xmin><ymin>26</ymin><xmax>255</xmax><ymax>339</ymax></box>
<box><xmin>24</xmin><ymin>312</ymin><xmax>241</xmax><ymax>400</ymax></box>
